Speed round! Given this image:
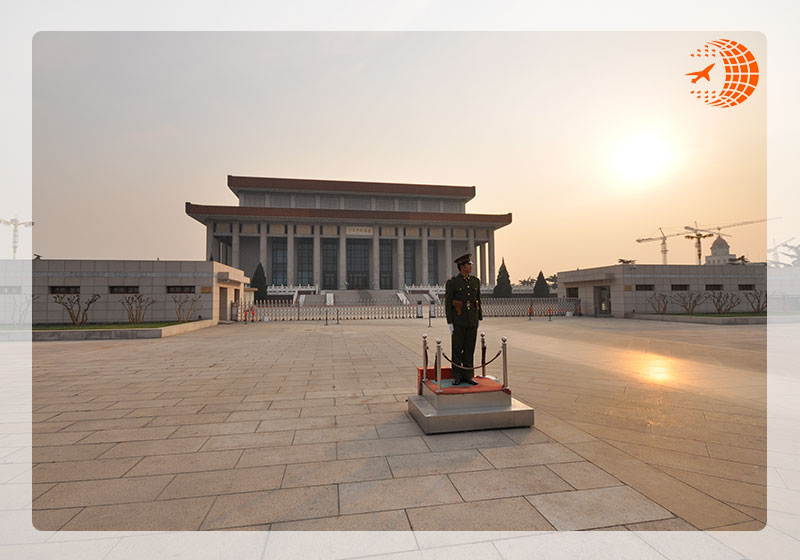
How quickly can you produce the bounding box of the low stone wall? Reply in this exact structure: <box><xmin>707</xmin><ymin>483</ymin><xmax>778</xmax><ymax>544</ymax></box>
<box><xmin>630</xmin><ymin>314</ymin><xmax>766</xmax><ymax>325</ymax></box>
<box><xmin>31</xmin><ymin>320</ymin><xmax>217</xmax><ymax>341</ymax></box>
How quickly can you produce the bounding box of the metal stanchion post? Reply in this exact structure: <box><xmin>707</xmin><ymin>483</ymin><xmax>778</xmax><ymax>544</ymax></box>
<box><xmin>435</xmin><ymin>338</ymin><xmax>443</xmax><ymax>394</ymax></box>
<box><xmin>336</xmin><ymin>308</ymin><xmax>340</xmax><ymax>325</ymax></box>
<box><xmin>422</xmin><ymin>334</ymin><xmax>428</xmax><ymax>382</ymax></box>
<box><xmin>325</xmin><ymin>307</ymin><xmax>328</xmax><ymax>326</ymax></box>
<box><xmin>481</xmin><ymin>332</ymin><xmax>487</xmax><ymax>378</ymax></box>
<box><xmin>501</xmin><ymin>336</ymin><xmax>508</xmax><ymax>389</ymax></box>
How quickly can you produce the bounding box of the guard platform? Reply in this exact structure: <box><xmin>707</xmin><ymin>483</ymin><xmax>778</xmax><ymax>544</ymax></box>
<box><xmin>408</xmin><ymin>335</ymin><xmax>534</xmax><ymax>434</ymax></box>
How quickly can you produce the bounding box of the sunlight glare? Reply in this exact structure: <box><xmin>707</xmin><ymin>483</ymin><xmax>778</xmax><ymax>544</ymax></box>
<box><xmin>612</xmin><ymin>132</ymin><xmax>671</xmax><ymax>183</ymax></box>
<box><xmin>636</xmin><ymin>354</ymin><xmax>674</xmax><ymax>384</ymax></box>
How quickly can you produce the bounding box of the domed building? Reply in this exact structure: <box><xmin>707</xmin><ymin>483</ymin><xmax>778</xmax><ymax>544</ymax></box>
<box><xmin>705</xmin><ymin>235</ymin><xmax>737</xmax><ymax>265</ymax></box>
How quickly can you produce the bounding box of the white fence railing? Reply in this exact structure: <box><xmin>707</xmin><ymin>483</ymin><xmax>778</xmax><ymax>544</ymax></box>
<box><xmin>266</xmin><ymin>284</ymin><xmax>318</xmax><ymax>295</ymax></box>
<box><xmin>232</xmin><ymin>298</ymin><xmax>581</xmax><ymax>322</ymax></box>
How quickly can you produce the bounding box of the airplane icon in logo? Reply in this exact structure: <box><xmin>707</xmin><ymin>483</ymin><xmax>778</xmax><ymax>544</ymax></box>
<box><xmin>686</xmin><ymin>63</ymin><xmax>715</xmax><ymax>84</ymax></box>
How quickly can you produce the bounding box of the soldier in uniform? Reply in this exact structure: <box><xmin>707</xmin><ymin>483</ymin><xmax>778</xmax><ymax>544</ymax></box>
<box><xmin>445</xmin><ymin>253</ymin><xmax>482</xmax><ymax>386</ymax></box>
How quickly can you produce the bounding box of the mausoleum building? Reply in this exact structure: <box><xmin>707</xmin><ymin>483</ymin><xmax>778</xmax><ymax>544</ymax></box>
<box><xmin>186</xmin><ymin>176</ymin><xmax>512</xmax><ymax>291</ymax></box>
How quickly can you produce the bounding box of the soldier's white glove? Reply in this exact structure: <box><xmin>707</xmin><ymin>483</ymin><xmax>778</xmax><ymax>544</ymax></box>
<box><xmin>478</xmin><ymin>321</ymin><xmax>481</xmax><ymax>329</ymax></box>
<box><xmin>448</xmin><ymin>324</ymin><xmax>454</xmax><ymax>334</ymax></box>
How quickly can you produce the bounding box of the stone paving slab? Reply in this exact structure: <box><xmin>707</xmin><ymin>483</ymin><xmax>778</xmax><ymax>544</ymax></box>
<box><xmin>33</xmin><ymin>457</ymin><xmax>140</xmax><ymax>482</ymax></box>
<box><xmin>33</xmin><ymin>442</ymin><xmax>114</xmax><ymax>463</ymax></box>
<box><xmin>282</xmin><ymin>457</ymin><xmax>391</xmax><ymax>487</ymax></box>
<box><xmin>170</xmin><ymin>421</ymin><xmax>260</xmax><ymax>438</ymax></box>
<box><xmin>339</xmin><ymin>474</ymin><xmax>462</xmax><ymax>514</ymax></box>
<box><xmin>422</xmin><ymin>431</ymin><xmax>516</xmax><ymax>452</ymax></box>
<box><xmin>98</xmin><ymin>437</ymin><xmax>208</xmax><ymax>459</ymax></box>
<box><xmin>158</xmin><ymin>465</ymin><xmax>286</xmax><ymax>499</ymax></box>
<box><xmin>79</xmin><ymin>426</ymin><xmax>179</xmax><ymax>444</ymax></box>
<box><xmin>30</xmin><ymin>318</ymin><xmax>766</xmax><ymax>531</ymax></box>
<box><xmin>335</xmin><ymin>411</ymin><xmax>412</xmax><ymax>427</ymax></box>
<box><xmin>527</xmin><ymin>486</ymin><xmax>674</xmax><ymax>530</ymax></box>
<box><xmin>449</xmin><ymin>465</ymin><xmax>573</xmax><ymax>501</ymax></box>
<box><xmin>479</xmin><ymin>442</ymin><xmax>583</xmax><ymax>468</ymax></box>
<box><xmin>125</xmin><ymin>449</ymin><xmax>242</xmax><ymax>476</ymax></box>
<box><xmin>336</xmin><ymin>436</ymin><xmax>429</xmax><ymax>459</ymax></box>
<box><xmin>292</xmin><ymin>425</ymin><xmax>379</xmax><ymax>445</ymax></box>
<box><xmin>567</xmin><ymin>440</ymin><xmax>752</xmax><ymax>529</ymax></box>
<box><xmin>407</xmin><ymin>497</ymin><xmax>555</xmax><ymax>531</ymax></box>
<box><xmin>546</xmin><ymin>460</ymin><xmax>623</xmax><ymax>489</ymax></box>
<box><xmin>200</xmin><ymin>431</ymin><xmax>295</xmax><ymax>451</ymax></box>
<box><xmin>256</xmin><ymin>417</ymin><xmax>335</xmax><ymax>432</ymax></box>
<box><xmin>34</xmin><ymin>475</ymin><xmax>174</xmax><ymax>509</ymax></box>
<box><xmin>200</xmin><ymin>485</ymin><xmax>339</xmax><ymax>529</ymax></box>
<box><xmin>387</xmin><ymin>449</ymin><xmax>494</xmax><ymax>478</ymax></box>
<box><xmin>63</xmin><ymin>496</ymin><xmax>215</xmax><ymax>530</ymax></box>
<box><xmin>271</xmin><ymin>510</ymin><xmax>411</xmax><ymax>531</ymax></box>
<box><xmin>237</xmin><ymin>443</ymin><xmax>337</xmax><ymax>468</ymax></box>
<box><xmin>32</xmin><ymin>507</ymin><xmax>83</xmax><ymax>531</ymax></box>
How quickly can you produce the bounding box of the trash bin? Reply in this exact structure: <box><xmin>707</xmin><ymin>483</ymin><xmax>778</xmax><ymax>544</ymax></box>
<box><xmin>416</xmin><ymin>300</ymin><xmax>423</xmax><ymax>318</ymax></box>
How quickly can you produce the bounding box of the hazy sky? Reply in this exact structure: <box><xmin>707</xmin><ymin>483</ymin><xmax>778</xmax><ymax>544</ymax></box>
<box><xmin>31</xmin><ymin>31</ymin><xmax>766</xmax><ymax>280</ymax></box>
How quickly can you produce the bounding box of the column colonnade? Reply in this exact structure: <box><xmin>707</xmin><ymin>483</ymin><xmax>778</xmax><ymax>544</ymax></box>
<box><xmin>210</xmin><ymin>220</ymin><xmax>497</xmax><ymax>290</ymax></box>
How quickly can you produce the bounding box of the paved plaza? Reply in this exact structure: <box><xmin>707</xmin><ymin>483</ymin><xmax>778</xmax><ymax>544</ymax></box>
<box><xmin>30</xmin><ymin>317</ymin><xmax>766</xmax><ymax>531</ymax></box>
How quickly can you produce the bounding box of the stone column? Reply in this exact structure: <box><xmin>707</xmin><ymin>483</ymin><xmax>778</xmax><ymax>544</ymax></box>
<box><xmin>480</xmin><ymin>242</ymin><xmax>488</xmax><ymax>286</ymax></box>
<box><xmin>206</xmin><ymin>221</ymin><xmax>215</xmax><ymax>261</ymax></box>
<box><xmin>259</xmin><ymin>223</ymin><xmax>267</xmax><ymax>271</ymax></box>
<box><xmin>444</xmin><ymin>226</ymin><xmax>452</xmax><ymax>282</ymax></box>
<box><xmin>467</xmin><ymin>228</ymin><xmax>475</xmax><ymax>268</ymax></box>
<box><xmin>232</xmin><ymin>222</ymin><xmax>240</xmax><ymax>269</ymax></box>
<box><xmin>421</xmin><ymin>226</ymin><xmax>429</xmax><ymax>286</ymax></box>
<box><xmin>372</xmin><ymin>225</ymin><xmax>380</xmax><ymax>289</ymax></box>
<box><xmin>287</xmin><ymin>225</ymin><xmax>296</xmax><ymax>286</ymax></box>
<box><xmin>313</xmin><ymin>224</ymin><xmax>321</xmax><ymax>289</ymax></box>
<box><xmin>488</xmin><ymin>228</ymin><xmax>496</xmax><ymax>287</ymax></box>
<box><xmin>338</xmin><ymin>228</ymin><xmax>347</xmax><ymax>289</ymax></box>
<box><xmin>397</xmin><ymin>226</ymin><xmax>405</xmax><ymax>289</ymax></box>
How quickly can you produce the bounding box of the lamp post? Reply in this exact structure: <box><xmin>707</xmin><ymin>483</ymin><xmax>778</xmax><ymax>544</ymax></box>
<box><xmin>0</xmin><ymin>216</ymin><xmax>34</xmax><ymax>259</ymax></box>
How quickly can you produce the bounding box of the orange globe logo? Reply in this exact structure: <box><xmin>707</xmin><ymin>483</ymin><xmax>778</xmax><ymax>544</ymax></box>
<box><xmin>686</xmin><ymin>39</ymin><xmax>759</xmax><ymax>108</ymax></box>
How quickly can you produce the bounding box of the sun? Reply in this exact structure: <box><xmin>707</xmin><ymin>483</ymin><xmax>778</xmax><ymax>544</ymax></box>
<box><xmin>612</xmin><ymin>132</ymin><xmax>672</xmax><ymax>183</ymax></box>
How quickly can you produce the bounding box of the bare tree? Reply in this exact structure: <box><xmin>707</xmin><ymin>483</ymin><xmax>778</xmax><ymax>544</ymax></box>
<box><xmin>669</xmin><ymin>291</ymin><xmax>709</xmax><ymax>315</ymax></box>
<box><xmin>744</xmin><ymin>289</ymin><xmax>767</xmax><ymax>312</ymax></box>
<box><xmin>172</xmin><ymin>295</ymin><xmax>201</xmax><ymax>322</ymax></box>
<box><xmin>707</xmin><ymin>291</ymin><xmax>741</xmax><ymax>314</ymax></box>
<box><xmin>11</xmin><ymin>294</ymin><xmax>38</xmax><ymax>324</ymax></box>
<box><xmin>53</xmin><ymin>294</ymin><xmax>100</xmax><ymax>325</ymax></box>
<box><xmin>119</xmin><ymin>295</ymin><xmax>156</xmax><ymax>323</ymax></box>
<box><xmin>646</xmin><ymin>293</ymin><xmax>670</xmax><ymax>314</ymax></box>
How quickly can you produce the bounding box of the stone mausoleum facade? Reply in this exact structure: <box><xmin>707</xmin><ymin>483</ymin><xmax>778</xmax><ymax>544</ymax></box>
<box><xmin>186</xmin><ymin>176</ymin><xmax>512</xmax><ymax>290</ymax></box>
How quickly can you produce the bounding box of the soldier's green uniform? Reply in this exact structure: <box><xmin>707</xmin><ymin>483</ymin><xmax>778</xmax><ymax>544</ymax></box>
<box><xmin>445</xmin><ymin>256</ymin><xmax>482</xmax><ymax>383</ymax></box>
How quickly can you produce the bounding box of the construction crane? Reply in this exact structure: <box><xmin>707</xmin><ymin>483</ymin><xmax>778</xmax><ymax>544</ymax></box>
<box><xmin>0</xmin><ymin>215</ymin><xmax>35</xmax><ymax>259</ymax></box>
<box><xmin>635</xmin><ymin>228</ymin><xmax>686</xmax><ymax>265</ymax></box>
<box><xmin>684</xmin><ymin>218</ymin><xmax>772</xmax><ymax>265</ymax></box>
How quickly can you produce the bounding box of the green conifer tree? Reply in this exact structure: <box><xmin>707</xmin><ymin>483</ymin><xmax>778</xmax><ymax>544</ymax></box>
<box><xmin>533</xmin><ymin>270</ymin><xmax>550</xmax><ymax>298</ymax></box>
<box><xmin>493</xmin><ymin>258</ymin><xmax>513</xmax><ymax>297</ymax></box>
<box><xmin>251</xmin><ymin>263</ymin><xmax>268</xmax><ymax>302</ymax></box>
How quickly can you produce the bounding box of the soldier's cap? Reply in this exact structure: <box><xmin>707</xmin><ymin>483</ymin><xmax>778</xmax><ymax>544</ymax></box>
<box><xmin>455</xmin><ymin>254</ymin><xmax>473</xmax><ymax>267</ymax></box>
